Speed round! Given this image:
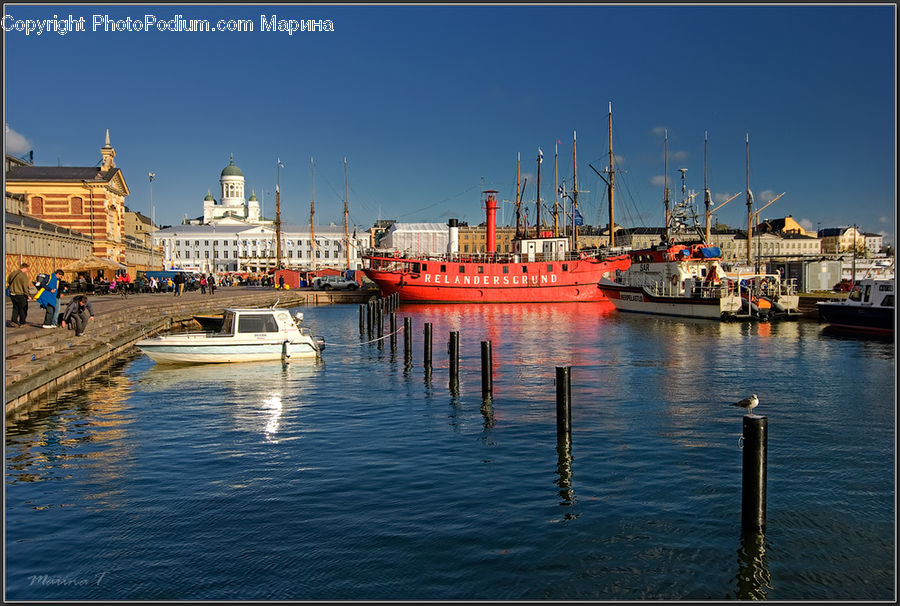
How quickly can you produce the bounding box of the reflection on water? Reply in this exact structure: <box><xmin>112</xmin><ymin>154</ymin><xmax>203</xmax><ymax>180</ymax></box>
<box><xmin>5</xmin><ymin>305</ymin><xmax>894</xmax><ymax>601</ymax></box>
<box><xmin>734</xmin><ymin>531</ymin><xmax>772</xmax><ymax>599</ymax></box>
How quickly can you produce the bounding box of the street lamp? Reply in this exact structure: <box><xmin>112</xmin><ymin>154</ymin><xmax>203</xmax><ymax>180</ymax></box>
<box><xmin>149</xmin><ymin>172</ymin><xmax>156</xmax><ymax>270</ymax></box>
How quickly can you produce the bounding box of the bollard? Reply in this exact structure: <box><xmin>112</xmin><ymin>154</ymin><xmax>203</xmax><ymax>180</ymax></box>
<box><xmin>481</xmin><ymin>340</ymin><xmax>493</xmax><ymax>399</ymax></box>
<box><xmin>741</xmin><ymin>415</ymin><xmax>768</xmax><ymax>532</ymax></box>
<box><xmin>366</xmin><ymin>300</ymin><xmax>374</xmax><ymax>339</ymax></box>
<box><xmin>403</xmin><ymin>317</ymin><xmax>412</xmax><ymax>363</ymax></box>
<box><xmin>390</xmin><ymin>312</ymin><xmax>397</xmax><ymax>351</ymax></box>
<box><xmin>359</xmin><ymin>303</ymin><xmax>365</xmax><ymax>334</ymax></box>
<box><xmin>449</xmin><ymin>331</ymin><xmax>459</xmax><ymax>390</ymax></box>
<box><xmin>556</xmin><ymin>366</ymin><xmax>572</xmax><ymax>436</ymax></box>
<box><xmin>424</xmin><ymin>322</ymin><xmax>433</xmax><ymax>369</ymax></box>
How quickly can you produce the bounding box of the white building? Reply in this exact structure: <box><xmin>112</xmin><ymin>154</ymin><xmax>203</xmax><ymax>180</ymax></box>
<box><xmin>201</xmin><ymin>155</ymin><xmax>261</xmax><ymax>224</ymax></box>
<box><xmin>153</xmin><ymin>221</ymin><xmax>369</xmax><ymax>273</ymax></box>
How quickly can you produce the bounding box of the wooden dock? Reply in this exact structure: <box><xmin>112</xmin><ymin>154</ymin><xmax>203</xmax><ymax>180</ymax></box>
<box><xmin>4</xmin><ymin>286</ymin><xmax>377</xmax><ymax>415</ymax></box>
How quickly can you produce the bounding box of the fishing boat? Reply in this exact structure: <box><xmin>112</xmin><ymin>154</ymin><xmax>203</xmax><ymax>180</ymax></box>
<box><xmin>362</xmin><ymin>107</ymin><xmax>631</xmax><ymax>303</ymax></box>
<box><xmin>136</xmin><ymin>307</ymin><xmax>324</xmax><ymax>364</ymax></box>
<box><xmin>597</xmin><ymin>131</ymin><xmax>799</xmax><ymax>321</ymax></box>
<box><xmin>817</xmin><ymin>278</ymin><xmax>894</xmax><ymax>336</ymax></box>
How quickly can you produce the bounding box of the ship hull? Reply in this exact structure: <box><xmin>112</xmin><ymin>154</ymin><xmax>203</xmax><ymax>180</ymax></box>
<box><xmin>817</xmin><ymin>302</ymin><xmax>894</xmax><ymax>335</ymax></box>
<box><xmin>597</xmin><ymin>279</ymin><xmax>741</xmax><ymax>320</ymax></box>
<box><xmin>363</xmin><ymin>255</ymin><xmax>630</xmax><ymax>303</ymax></box>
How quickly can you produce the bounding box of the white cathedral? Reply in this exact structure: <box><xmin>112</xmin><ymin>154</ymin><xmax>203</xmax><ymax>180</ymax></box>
<box><xmin>200</xmin><ymin>154</ymin><xmax>264</xmax><ymax>225</ymax></box>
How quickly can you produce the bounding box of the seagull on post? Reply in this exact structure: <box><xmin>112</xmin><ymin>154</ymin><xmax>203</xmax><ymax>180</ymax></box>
<box><xmin>733</xmin><ymin>394</ymin><xmax>759</xmax><ymax>413</ymax></box>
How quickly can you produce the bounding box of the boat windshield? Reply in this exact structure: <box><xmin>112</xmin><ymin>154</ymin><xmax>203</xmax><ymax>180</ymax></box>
<box><xmin>220</xmin><ymin>311</ymin><xmax>235</xmax><ymax>335</ymax></box>
<box><xmin>237</xmin><ymin>313</ymin><xmax>280</xmax><ymax>333</ymax></box>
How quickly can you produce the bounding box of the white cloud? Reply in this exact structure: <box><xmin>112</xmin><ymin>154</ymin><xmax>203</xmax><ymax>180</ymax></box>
<box><xmin>650</xmin><ymin>175</ymin><xmax>666</xmax><ymax>188</ymax></box>
<box><xmin>650</xmin><ymin>126</ymin><xmax>667</xmax><ymax>137</ymax></box>
<box><xmin>798</xmin><ymin>218</ymin><xmax>814</xmax><ymax>232</ymax></box>
<box><xmin>672</xmin><ymin>150</ymin><xmax>689</xmax><ymax>163</ymax></box>
<box><xmin>758</xmin><ymin>189</ymin><xmax>778</xmax><ymax>202</ymax></box>
<box><xmin>714</xmin><ymin>192</ymin><xmax>740</xmax><ymax>204</ymax></box>
<box><xmin>4</xmin><ymin>124</ymin><xmax>31</xmax><ymax>155</ymax></box>
<box><xmin>878</xmin><ymin>215</ymin><xmax>891</xmax><ymax>224</ymax></box>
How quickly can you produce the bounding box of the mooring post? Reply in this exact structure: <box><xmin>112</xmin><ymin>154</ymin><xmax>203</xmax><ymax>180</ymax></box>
<box><xmin>390</xmin><ymin>312</ymin><xmax>397</xmax><ymax>351</ymax></box>
<box><xmin>449</xmin><ymin>331</ymin><xmax>459</xmax><ymax>391</ymax></box>
<box><xmin>403</xmin><ymin>317</ymin><xmax>412</xmax><ymax>363</ymax></box>
<box><xmin>359</xmin><ymin>303</ymin><xmax>366</xmax><ymax>334</ymax></box>
<box><xmin>424</xmin><ymin>322</ymin><xmax>433</xmax><ymax>369</ymax></box>
<box><xmin>741</xmin><ymin>414</ymin><xmax>768</xmax><ymax>532</ymax></box>
<box><xmin>366</xmin><ymin>300</ymin><xmax>374</xmax><ymax>339</ymax></box>
<box><xmin>556</xmin><ymin>366</ymin><xmax>572</xmax><ymax>436</ymax></box>
<box><xmin>376</xmin><ymin>299</ymin><xmax>384</xmax><ymax>340</ymax></box>
<box><xmin>481</xmin><ymin>340</ymin><xmax>493</xmax><ymax>399</ymax></box>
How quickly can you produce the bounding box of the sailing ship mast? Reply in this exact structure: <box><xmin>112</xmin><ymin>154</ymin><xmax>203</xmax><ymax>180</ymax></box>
<box><xmin>310</xmin><ymin>157</ymin><xmax>316</xmax><ymax>272</ymax></box>
<box><xmin>704</xmin><ymin>132</ymin><xmax>713</xmax><ymax>243</ymax></box>
<box><xmin>275</xmin><ymin>158</ymin><xmax>283</xmax><ymax>270</ymax></box>
<box><xmin>572</xmin><ymin>130</ymin><xmax>579</xmax><ymax>252</ymax></box>
<box><xmin>535</xmin><ymin>147</ymin><xmax>543</xmax><ymax>238</ymax></box>
<box><xmin>515</xmin><ymin>153</ymin><xmax>522</xmax><ymax>238</ymax></box>
<box><xmin>553</xmin><ymin>142</ymin><xmax>560</xmax><ymax>236</ymax></box>
<box><xmin>344</xmin><ymin>157</ymin><xmax>351</xmax><ymax>270</ymax></box>
<box><xmin>746</xmin><ymin>133</ymin><xmax>754</xmax><ymax>264</ymax></box>
<box><xmin>664</xmin><ymin>130</ymin><xmax>670</xmax><ymax>244</ymax></box>
<box><xmin>606</xmin><ymin>102</ymin><xmax>616</xmax><ymax>249</ymax></box>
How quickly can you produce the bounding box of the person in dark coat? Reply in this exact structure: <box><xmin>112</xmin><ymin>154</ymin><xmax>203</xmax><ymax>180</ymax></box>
<box><xmin>61</xmin><ymin>295</ymin><xmax>95</xmax><ymax>337</ymax></box>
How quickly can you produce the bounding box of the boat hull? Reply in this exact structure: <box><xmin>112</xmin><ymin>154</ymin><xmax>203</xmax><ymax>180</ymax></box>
<box><xmin>816</xmin><ymin>302</ymin><xmax>894</xmax><ymax>336</ymax></box>
<box><xmin>136</xmin><ymin>336</ymin><xmax>320</xmax><ymax>364</ymax></box>
<box><xmin>363</xmin><ymin>255</ymin><xmax>630</xmax><ymax>303</ymax></box>
<box><xmin>597</xmin><ymin>279</ymin><xmax>742</xmax><ymax>320</ymax></box>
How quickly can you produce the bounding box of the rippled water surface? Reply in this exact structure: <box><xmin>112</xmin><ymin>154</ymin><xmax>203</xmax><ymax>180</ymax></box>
<box><xmin>5</xmin><ymin>304</ymin><xmax>895</xmax><ymax>600</ymax></box>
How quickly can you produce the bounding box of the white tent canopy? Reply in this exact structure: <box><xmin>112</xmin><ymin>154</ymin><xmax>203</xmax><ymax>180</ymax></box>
<box><xmin>382</xmin><ymin>222</ymin><xmax>448</xmax><ymax>256</ymax></box>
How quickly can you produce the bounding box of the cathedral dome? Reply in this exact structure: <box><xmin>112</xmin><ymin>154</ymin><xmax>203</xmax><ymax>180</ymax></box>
<box><xmin>221</xmin><ymin>155</ymin><xmax>243</xmax><ymax>178</ymax></box>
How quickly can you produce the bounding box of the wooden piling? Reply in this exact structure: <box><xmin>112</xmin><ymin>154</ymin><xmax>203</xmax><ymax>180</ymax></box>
<box><xmin>390</xmin><ymin>312</ymin><xmax>397</xmax><ymax>351</ymax></box>
<box><xmin>403</xmin><ymin>317</ymin><xmax>412</xmax><ymax>363</ymax></box>
<box><xmin>359</xmin><ymin>303</ymin><xmax>365</xmax><ymax>334</ymax></box>
<box><xmin>556</xmin><ymin>366</ymin><xmax>571</xmax><ymax>436</ymax></box>
<box><xmin>449</xmin><ymin>331</ymin><xmax>459</xmax><ymax>390</ymax></box>
<box><xmin>424</xmin><ymin>322</ymin><xmax>433</xmax><ymax>369</ymax></box>
<box><xmin>481</xmin><ymin>340</ymin><xmax>493</xmax><ymax>399</ymax></box>
<box><xmin>741</xmin><ymin>414</ymin><xmax>768</xmax><ymax>532</ymax></box>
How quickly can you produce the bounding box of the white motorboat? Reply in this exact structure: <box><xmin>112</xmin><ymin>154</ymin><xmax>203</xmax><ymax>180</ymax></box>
<box><xmin>136</xmin><ymin>307</ymin><xmax>324</xmax><ymax>364</ymax></box>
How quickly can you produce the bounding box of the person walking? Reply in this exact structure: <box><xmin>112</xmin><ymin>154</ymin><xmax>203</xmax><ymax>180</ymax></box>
<box><xmin>60</xmin><ymin>295</ymin><xmax>95</xmax><ymax>337</ymax></box>
<box><xmin>6</xmin><ymin>262</ymin><xmax>31</xmax><ymax>327</ymax></box>
<box><xmin>37</xmin><ymin>269</ymin><xmax>65</xmax><ymax>328</ymax></box>
<box><xmin>208</xmin><ymin>274</ymin><xmax>216</xmax><ymax>295</ymax></box>
<box><xmin>199</xmin><ymin>274</ymin><xmax>208</xmax><ymax>295</ymax></box>
<box><xmin>173</xmin><ymin>272</ymin><xmax>185</xmax><ymax>296</ymax></box>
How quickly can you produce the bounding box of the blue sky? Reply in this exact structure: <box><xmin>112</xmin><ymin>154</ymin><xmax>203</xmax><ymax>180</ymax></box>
<box><xmin>4</xmin><ymin>3</ymin><xmax>895</xmax><ymax>243</ymax></box>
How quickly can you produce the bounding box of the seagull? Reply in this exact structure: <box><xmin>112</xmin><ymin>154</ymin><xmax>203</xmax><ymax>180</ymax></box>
<box><xmin>733</xmin><ymin>394</ymin><xmax>759</xmax><ymax>413</ymax></box>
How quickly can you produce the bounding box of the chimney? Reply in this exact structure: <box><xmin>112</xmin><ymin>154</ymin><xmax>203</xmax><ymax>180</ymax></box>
<box><xmin>482</xmin><ymin>190</ymin><xmax>498</xmax><ymax>256</ymax></box>
<box><xmin>448</xmin><ymin>218</ymin><xmax>459</xmax><ymax>256</ymax></box>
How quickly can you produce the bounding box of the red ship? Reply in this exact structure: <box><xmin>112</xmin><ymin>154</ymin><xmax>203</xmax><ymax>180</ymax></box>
<box><xmin>362</xmin><ymin>190</ymin><xmax>630</xmax><ymax>303</ymax></box>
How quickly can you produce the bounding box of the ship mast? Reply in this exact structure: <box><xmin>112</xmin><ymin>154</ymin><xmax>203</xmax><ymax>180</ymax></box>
<box><xmin>704</xmin><ymin>132</ymin><xmax>712</xmax><ymax>244</ymax></box>
<box><xmin>310</xmin><ymin>156</ymin><xmax>317</xmax><ymax>272</ymax></box>
<box><xmin>275</xmin><ymin>158</ymin><xmax>283</xmax><ymax>270</ymax></box>
<box><xmin>745</xmin><ymin>133</ymin><xmax>753</xmax><ymax>264</ymax></box>
<box><xmin>553</xmin><ymin>142</ymin><xmax>560</xmax><ymax>237</ymax></box>
<box><xmin>606</xmin><ymin>102</ymin><xmax>616</xmax><ymax>249</ymax></box>
<box><xmin>664</xmin><ymin>130</ymin><xmax>670</xmax><ymax>244</ymax></box>
<box><xmin>536</xmin><ymin>147</ymin><xmax>543</xmax><ymax>238</ymax></box>
<box><xmin>572</xmin><ymin>130</ymin><xmax>579</xmax><ymax>252</ymax></box>
<box><xmin>344</xmin><ymin>157</ymin><xmax>350</xmax><ymax>270</ymax></box>
<box><xmin>515</xmin><ymin>153</ymin><xmax>522</xmax><ymax>238</ymax></box>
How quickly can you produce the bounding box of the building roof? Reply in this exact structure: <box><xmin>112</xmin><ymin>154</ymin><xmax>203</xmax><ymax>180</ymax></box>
<box><xmin>5</xmin><ymin>211</ymin><xmax>94</xmax><ymax>240</ymax></box>
<box><xmin>5</xmin><ymin>165</ymin><xmax>121</xmax><ymax>183</ymax></box>
<box><xmin>221</xmin><ymin>156</ymin><xmax>243</xmax><ymax>177</ymax></box>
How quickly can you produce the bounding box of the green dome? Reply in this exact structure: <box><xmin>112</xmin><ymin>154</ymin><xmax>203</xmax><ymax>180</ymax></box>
<box><xmin>248</xmin><ymin>192</ymin><xmax>258</xmax><ymax>201</ymax></box>
<box><xmin>204</xmin><ymin>192</ymin><xmax>215</xmax><ymax>201</ymax></box>
<box><xmin>221</xmin><ymin>155</ymin><xmax>243</xmax><ymax>177</ymax></box>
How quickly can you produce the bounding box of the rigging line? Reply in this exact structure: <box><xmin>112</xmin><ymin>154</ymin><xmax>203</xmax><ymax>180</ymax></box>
<box><xmin>398</xmin><ymin>183</ymin><xmax>481</xmax><ymax>219</ymax></box>
<box><xmin>327</xmin><ymin>324</ymin><xmax>406</xmax><ymax>347</ymax></box>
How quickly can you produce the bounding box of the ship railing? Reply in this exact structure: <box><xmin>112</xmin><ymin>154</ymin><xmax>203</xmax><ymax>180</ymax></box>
<box><xmin>364</xmin><ymin>247</ymin><xmax>622</xmax><ymax>265</ymax></box>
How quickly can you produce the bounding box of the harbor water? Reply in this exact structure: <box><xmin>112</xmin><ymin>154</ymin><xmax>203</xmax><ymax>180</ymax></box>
<box><xmin>5</xmin><ymin>303</ymin><xmax>895</xmax><ymax>600</ymax></box>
